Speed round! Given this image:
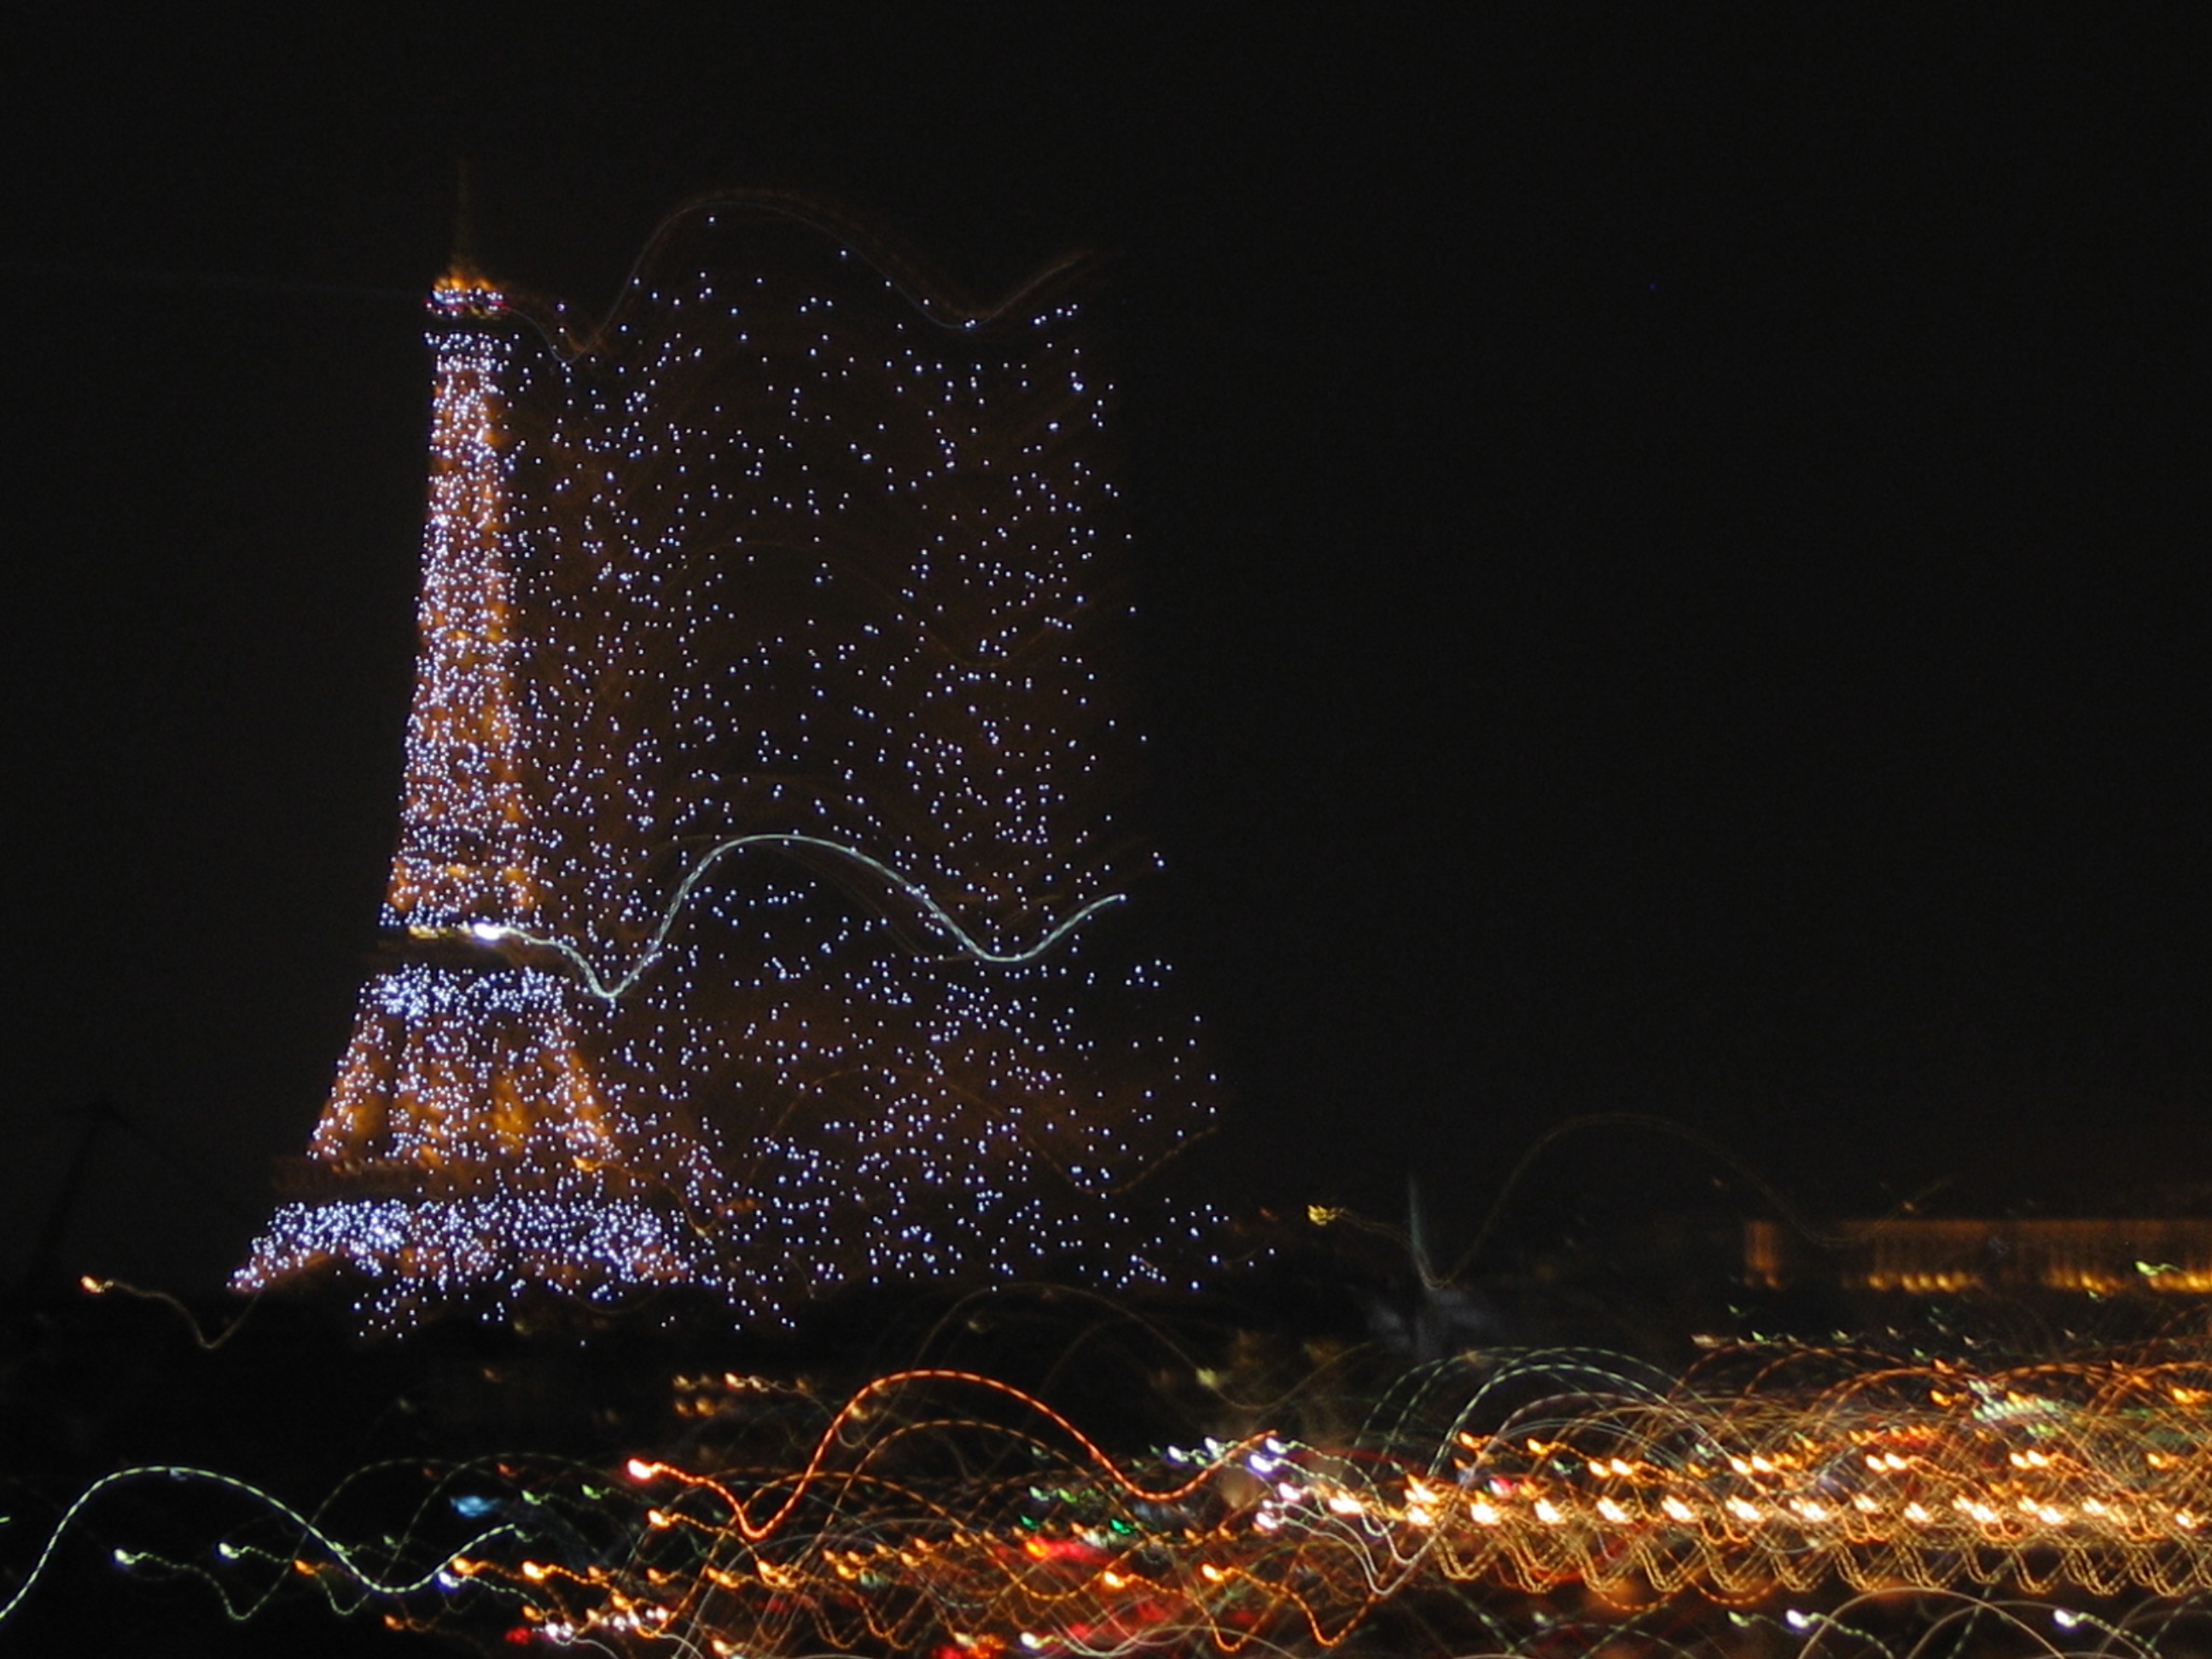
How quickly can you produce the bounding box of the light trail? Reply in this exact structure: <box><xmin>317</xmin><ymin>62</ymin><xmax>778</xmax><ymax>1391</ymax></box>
<box><xmin>30</xmin><ymin>1348</ymin><xmax>2212</xmax><ymax>1654</ymax></box>
<box><xmin>431</xmin><ymin>831</ymin><xmax>1130</xmax><ymax>1001</ymax></box>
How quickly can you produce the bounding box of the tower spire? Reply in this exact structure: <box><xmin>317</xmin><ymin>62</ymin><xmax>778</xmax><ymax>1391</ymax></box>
<box><xmin>384</xmin><ymin>282</ymin><xmax>533</xmax><ymax>927</ymax></box>
<box><xmin>450</xmin><ymin>157</ymin><xmax>483</xmax><ymax>285</ymax></box>
<box><xmin>434</xmin><ymin>160</ymin><xmax>504</xmax><ymax>317</ymax></box>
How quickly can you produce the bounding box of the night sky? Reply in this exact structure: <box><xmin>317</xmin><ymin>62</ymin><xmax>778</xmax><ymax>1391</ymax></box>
<box><xmin>2</xmin><ymin>12</ymin><xmax>2201</xmax><ymax>1293</ymax></box>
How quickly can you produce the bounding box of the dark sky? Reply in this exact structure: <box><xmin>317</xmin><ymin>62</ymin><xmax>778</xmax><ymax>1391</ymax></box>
<box><xmin>1</xmin><ymin>11</ymin><xmax>2201</xmax><ymax>1291</ymax></box>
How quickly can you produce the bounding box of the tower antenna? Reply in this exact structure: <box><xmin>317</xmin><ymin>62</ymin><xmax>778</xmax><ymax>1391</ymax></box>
<box><xmin>450</xmin><ymin>157</ymin><xmax>484</xmax><ymax>284</ymax></box>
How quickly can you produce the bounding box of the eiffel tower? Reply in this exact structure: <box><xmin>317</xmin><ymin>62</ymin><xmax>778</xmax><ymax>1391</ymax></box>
<box><xmin>239</xmin><ymin>199</ymin><xmax>1218</xmax><ymax>1324</ymax></box>
<box><xmin>240</xmin><ymin>263</ymin><xmax>724</xmax><ymax>1318</ymax></box>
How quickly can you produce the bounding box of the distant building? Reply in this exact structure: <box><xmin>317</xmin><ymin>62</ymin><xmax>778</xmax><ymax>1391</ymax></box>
<box><xmin>1745</xmin><ymin>1216</ymin><xmax>2212</xmax><ymax>1296</ymax></box>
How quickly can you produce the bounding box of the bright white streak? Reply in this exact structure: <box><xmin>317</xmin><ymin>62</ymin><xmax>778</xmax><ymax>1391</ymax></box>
<box><xmin>475</xmin><ymin>830</ymin><xmax>1128</xmax><ymax>1002</ymax></box>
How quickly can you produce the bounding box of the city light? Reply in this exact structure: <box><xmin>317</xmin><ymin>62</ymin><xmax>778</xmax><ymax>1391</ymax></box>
<box><xmin>31</xmin><ymin>1349</ymin><xmax>2212</xmax><ymax>1653</ymax></box>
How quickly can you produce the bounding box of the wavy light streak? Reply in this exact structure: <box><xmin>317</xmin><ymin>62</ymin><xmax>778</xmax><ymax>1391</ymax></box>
<box><xmin>29</xmin><ymin>1348</ymin><xmax>2212</xmax><ymax>1654</ymax></box>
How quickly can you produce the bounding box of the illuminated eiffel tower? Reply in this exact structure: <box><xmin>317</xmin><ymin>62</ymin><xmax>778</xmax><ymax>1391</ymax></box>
<box><xmin>241</xmin><ymin>264</ymin><xmax>725</xmax><ymax>1315</ymax></box>
<box><xmin>241</xmin><ymin>199</ymin><xmax>1219</xmax><ymax>1324</ymax></box>
<box><xmin>313</xmin><ymin>265</ymin><xmax>615</xmax><ymax>1174</ymax></box>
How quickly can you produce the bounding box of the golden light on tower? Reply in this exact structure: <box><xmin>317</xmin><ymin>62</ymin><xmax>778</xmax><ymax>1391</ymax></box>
<box><xmin>271</xmin><ymin>253</ymin><xmax>620</xmax><ymax>1221</ymax></box>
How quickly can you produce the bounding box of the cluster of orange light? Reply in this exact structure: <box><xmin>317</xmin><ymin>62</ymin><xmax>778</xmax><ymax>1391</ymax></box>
<box><xmin>420</xmin><ymin>1354</ymin><xmax>2212</xmax><ymax>1654</ymax></box>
